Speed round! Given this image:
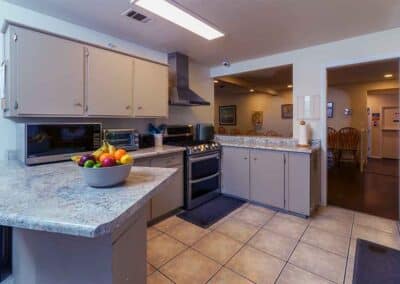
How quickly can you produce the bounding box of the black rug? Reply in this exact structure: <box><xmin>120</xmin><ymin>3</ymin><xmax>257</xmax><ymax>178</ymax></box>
<box><xmin>177</xmin><ymin>195</ymin><xmax>245</xmax><ymax>228</ymax></box>
<box><xmin>353</xmin><ymin>239</ymin><xmax>400</xmax><ymax>284</ymax></box>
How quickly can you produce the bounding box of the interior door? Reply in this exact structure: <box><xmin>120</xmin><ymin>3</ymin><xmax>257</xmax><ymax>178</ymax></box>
<box><xmin>86</xmin><ymin>46</ymin><xmax>133</xmax><ymax>116</ymax></box>
<box><xmin>13</xmin><ymin>26</ymin><xmax>84</xmax><ymax>115</ymax></box>
<box><xmin>250</xmin><ymin>149</ymin><xmax>285</xmax><ymax>208</ymax></box>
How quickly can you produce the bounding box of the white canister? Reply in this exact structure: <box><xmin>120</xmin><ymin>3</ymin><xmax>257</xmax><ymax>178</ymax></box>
<box><xmin>154</xmin><ymin>134</ymin><xmax>163</xmax><ymax>148</ymax></box>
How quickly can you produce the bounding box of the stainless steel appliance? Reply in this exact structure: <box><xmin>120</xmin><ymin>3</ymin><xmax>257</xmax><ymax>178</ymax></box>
<box><xmin>103</xmin><ymin>129</ymin><xmax>139</xmax><ymax>151</ymax></box>
<box><xmin>0</xmin><ymin>227</ymin><xmax>11</xmax><ymax>281</ymax></box>
<box><xmin>164</xmin><ymin>125</ymin><xmax>221</xmax><ymax>209</ymax></box>
<box><xmin>196</xmin><ymin>123</ymin><xmax>215</xmax><ymax>142</ymax></box>
<box><xmin>18</xmin><ymin>123</ymin><xmax>102</xmax><ymax>165</ymax></box>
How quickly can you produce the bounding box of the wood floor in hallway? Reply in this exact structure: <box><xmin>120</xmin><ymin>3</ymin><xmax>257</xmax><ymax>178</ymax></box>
<box><xmin>328</xmin><ymin>158</ymin><xmax>399</xmax><ymax>220</ymax></box>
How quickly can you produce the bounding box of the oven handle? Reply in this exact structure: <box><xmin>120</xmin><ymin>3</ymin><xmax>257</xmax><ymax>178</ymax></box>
<box><xmin>188</xmin><ymin>153</ymin><xmax>220</xmax><ymax>163</ymax></box>
<box><xmin>190</xmin><ymin>172</ymin><xmax>220</xmax><ymax>184</ymax></box>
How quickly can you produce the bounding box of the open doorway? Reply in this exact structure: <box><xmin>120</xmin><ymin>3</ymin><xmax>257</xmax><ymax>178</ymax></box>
<box><xmin>326</xmin><ymin>58</ymin><xmax>399</xmax><ymax>220</ymax></box>
<box><xmin>213</xmin><ymin>65</ymin><xmax>293</xmax><ymax>137</ymax></box>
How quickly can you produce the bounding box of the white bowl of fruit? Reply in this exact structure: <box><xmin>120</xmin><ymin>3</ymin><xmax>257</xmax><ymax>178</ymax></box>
<box><xmin>72</xmin><ymin>141</ymin><xmax>134</xmax><ymax>188</ymax></box>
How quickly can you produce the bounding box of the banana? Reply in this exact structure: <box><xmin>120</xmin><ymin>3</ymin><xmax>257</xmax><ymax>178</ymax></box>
<box><xmin>71</xmin><ymin>155</ymin><xmax>81</xmax><ymax>164</ymax></box>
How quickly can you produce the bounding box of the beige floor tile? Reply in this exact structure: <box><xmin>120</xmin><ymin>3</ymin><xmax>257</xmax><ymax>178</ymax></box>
<box><xmin>233</xmin><ymin>207</ymin><xmax>275</xmax><ymax>227</ymax></box>
<box><xmin>166</xmin><ymin>221</ymin><xmax>209</xmax><ymax>246</ymax></box>
<box><xmin>154</xmin><ymin>216</ymin><xmax>184</xmax><ymax>232</ymax></box>
<box><xmin>160</xmin><ymin>249</ymin><xmax>221</xmax><ymax>284</ymax></box>
<box><xmin>147</xmin><ymin>271</ymin><xmax>173</xmax><ymax>284</ymax></box>
<box><xmin>354</xmin><ymin>212</ymin><xmax>398</xmax><ymax>234</ymax></box>
<box><xmin>208</xmin><ymin>267</ymin><xmax>253</xmax><ymax>284</ymax></box>
<box><xmin>289</xmin><ymin>242</ymin><xmax>346</xmax><ymax>283</ymax></box>
<box><xmin>226</xmin><ymin>246</ymin><xmax>285</xmax><ymax>284</ymax></box>
<box><xmin>352</xmin><ymin>224</ymin><xmax>400</xmax><ymax>250</ymax></box>
<box><xmin>246</xmin><ymin>203</ymin><xmax>276</xmax><ymax>215</ymax></box>
<box><xmin>275</xmin><ymin>212</ymin><xmax>310</xmax><ymax>225</ymax></box>
<box><xmin>193</xmin><ymin>231</ymin><xmax>243</xmax><ymax>264</ymax></box>
<box><xmin>209</xmin><ymin>214</ymin><xmax>232</xmax><ymax>231</ymax></box>
<box><xmin>147</xmin><ymin>262</ymin><xmax>156</xmax><ymax>276</ymax></box>
<box><xmin>315</xmin><ymin>206</ymin><xmax>355</xmax><ymax>224</ymax></box>
<box><xmin>344</xmin><ymin>257</ymin><xmax>354</xmax><ymax>284</ymax></box>
<box><xmin>310</xmin><ymin>215</ymin><xmax>352</xmax><ymax>237</ymax></box>
<box><xmin>301</xmin><ymin>226</ymin><xmax>350</xmax><ymax>257</ymax></box>
<box><xmin>248</xmin><ymin>228</ymin><xmax>298</xmax><ymax>260</ymax></box>
<box><xmin>147</xmin><ymin>234</ymin><xmax>187</xmax><ymax>268</ymax></box>
<box><xmin>277</xmin><ymin>263</ymin><xmax>334</xmax><ymax>284</ymax></box>
<box><xmin>147</xmin><ymin>227</ymin><xmax>162</xmax><ymax>241</ymax></box>
<box><xmin>215</xmin><ymin>218</ymin><xmax>259</xmax><ymax>243</ymax></box>
<box><xmin>264</xmin><ymin>215</ymin><xmax>308</xmax><ymax>240</ymax></box>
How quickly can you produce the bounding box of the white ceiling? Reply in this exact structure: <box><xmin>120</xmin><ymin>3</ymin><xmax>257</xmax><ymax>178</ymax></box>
<box><xmin>328</xmin><ymin>58</ymin><xmax>399</xmax><ymax>86</ymax></box>
<box><xmin>5</xmin><ymin>0</ymin><xmax>400</xmax><ymax>66</ymax></box>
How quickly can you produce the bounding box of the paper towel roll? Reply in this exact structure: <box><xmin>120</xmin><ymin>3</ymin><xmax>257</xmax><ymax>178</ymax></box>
<box><xmin>298</xmin><ymin>121</ymin><xmax>309</xmax><ymax>146</ymax></box>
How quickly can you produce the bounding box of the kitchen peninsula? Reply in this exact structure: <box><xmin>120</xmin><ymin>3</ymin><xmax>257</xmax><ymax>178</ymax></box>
<box><xmin>0</xmin><ymin>161</ymin><xmax>178</xmax><ymax>284</ymax></box>
<box><xmin>216</xmin><ymin>135</ymin><xmax>321</xmax><ymax>216</ymax></box>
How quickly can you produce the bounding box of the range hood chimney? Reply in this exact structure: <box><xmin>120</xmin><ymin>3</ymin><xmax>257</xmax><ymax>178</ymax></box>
<box><xmin>168</xmin><ymin>52</ymin><xmax>210</xmax><ymax>106</ymax></box>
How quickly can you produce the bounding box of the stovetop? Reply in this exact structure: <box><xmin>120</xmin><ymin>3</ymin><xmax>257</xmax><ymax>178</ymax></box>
<box><xmin>165</xmin><ymin>140</ymin><xmax>221</xmax><ymax>155</ymax></box>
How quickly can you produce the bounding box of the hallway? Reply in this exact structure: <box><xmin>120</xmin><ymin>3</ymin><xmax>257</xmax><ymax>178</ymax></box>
<box><xmin>328</xmin><ymin>158</ymin><xmax>399</xmax><ymax>220</ymax></box>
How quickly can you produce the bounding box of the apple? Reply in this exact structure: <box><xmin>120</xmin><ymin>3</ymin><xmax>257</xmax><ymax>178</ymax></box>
<box><xmin>101</xmin><ymin>157</ymin><xmax>116</xmax><ymax>167</ymax></box>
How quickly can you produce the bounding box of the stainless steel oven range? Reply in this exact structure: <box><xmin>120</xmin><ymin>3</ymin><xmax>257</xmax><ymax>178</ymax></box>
<box><xmin>163</xmin><ymin>125</ymin><xmax>221</xmax><ymax>210</ymax></box>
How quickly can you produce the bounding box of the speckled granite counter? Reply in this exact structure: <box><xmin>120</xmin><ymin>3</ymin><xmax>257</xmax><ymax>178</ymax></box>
<box><xmin>215</xmin><ymin>135</ymin><xmax>320</xmax><ymax>154</ymax></box>
<box><xmin>130</xmin><ymin>145</ymin><xmax>185</xmax><ymax>159</ymax></box>
<box><xmin>0</xmin><ymin>161</ymin><xmax>177</xmax><ymax>238</ymax></box>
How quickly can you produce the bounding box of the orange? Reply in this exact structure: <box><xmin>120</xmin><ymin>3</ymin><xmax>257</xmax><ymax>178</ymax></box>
<box><xmin>99</xmin><ymin>153</ymin><xmax>113</xmax><ymax>163</ymax></box>
<box><xmin>114</xmin><ymin>149</ymin><xmax>127</xmax><ymax>161</ymax></box>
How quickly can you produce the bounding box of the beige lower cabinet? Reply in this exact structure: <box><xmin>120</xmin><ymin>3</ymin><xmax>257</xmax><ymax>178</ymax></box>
<box><xmin>221</xmin><ymin>147</ymin><xmax>250</xmax><ymax>199</ymax></box>
<box><xmin>221</xmin><ymin>146</ymin><xmax>320</xmax><ymax>216</ymax></box>
<box><xmin>135</xmin><ymin>152</ymin><xmax>184</xmax><ymax>222</ymax></box>
<box><xmin>250</xmin><ymin>149</ymin><xmax>285</xmax><ymax>209</ymax></box>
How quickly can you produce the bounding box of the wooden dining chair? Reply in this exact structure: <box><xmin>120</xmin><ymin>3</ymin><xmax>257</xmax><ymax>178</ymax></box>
<box><xmin>265</xmin><ymin>130</ymin><xmax>280</xmax><ymax>137</ymax></box>
<box><xmin>338</xmin><ymin>127</ymin><xmax>360</xmax><ymax>165</ymax></box>
<box><xmin>230</xmin><ymin>128</ymin><xmax>241</xmax><ymax>135</ymax></box>
<box><xmin>218</xmin><ymin>126</ymin><xmax>226</xmax><ymax>134</ymax></box>
<box><xmin>327</xmin><ymin>127</ymin><xmax>339</xmax><ymax>165</ymax></box>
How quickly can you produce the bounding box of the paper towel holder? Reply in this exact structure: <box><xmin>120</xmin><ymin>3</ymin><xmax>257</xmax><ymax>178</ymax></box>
<box><xmin>297</xmin><ymin>120</ymin><xmax>310</xmax><ymax>148</ymax></box>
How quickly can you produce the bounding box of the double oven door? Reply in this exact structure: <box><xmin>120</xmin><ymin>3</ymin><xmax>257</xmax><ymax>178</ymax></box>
<box><xmin>186</xmin><ymin>151</ymin><xmax>221</xmax><ymax>209</ymax></box>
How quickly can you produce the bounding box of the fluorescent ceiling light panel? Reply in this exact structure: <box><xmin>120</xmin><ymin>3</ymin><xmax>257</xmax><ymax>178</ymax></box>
<box><xmin>133</xmin><ymin>0</ymin><xmax>224</xmax><ymax>40</ymax></box>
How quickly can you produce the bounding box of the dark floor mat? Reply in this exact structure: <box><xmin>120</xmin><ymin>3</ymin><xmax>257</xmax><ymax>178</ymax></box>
<box><xmin>353</xmin><ymin>239</ymin><xmax>400</xmax><ymax>284</ymax></box>
<box><xmin>177</xmin><ymin>195</ymin><xmax>245</xmax><ymax>228</ymax></box>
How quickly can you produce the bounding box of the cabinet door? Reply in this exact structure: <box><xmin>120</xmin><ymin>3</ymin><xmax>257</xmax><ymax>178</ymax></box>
<box><xmin>150</xmin><ymin>153</ymin><xmax>184</xmax><ymax>219</ymax></box>
<box><xmin>250</xmin><ymin>149</ymin><xmax>285</xmax><ymax>208</ymax></box>
<box><xmin>132</xmin><ymin>58</ymin><xmax>168</xmax><ymax>117</ymax></box>
<box><xmin>287</xmin><ymin>153</ymin><xmax>310</xmax><ymax>216</ymax></box>
<box><xmin>221</xmin><ymin>147</ymin><xmax>250</xmax><ymax>199</ymax></box>
<box><xmin>86</xmin><ymin>47</ymin><xmax>133</xmax><ymax>116</ymax></box>
<box><xmin>12</xmin><ymin>26</ymin><xmax>84</xmax><ymax>115</ymax></box>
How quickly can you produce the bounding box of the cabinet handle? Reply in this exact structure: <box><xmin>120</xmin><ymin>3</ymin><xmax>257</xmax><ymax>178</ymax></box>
<box><xmin>244</xmin><ymin>157</ymin><xmax>248</xmax><ymax>160</ymax></box>
<box><xmin>74</xmin><ymin>103</ymin><xmax>83</xmax><ymax>107</ymax></box>
<box><xmin>138</xmin><ymin>106</ymin><xmax>143</xmax><ymax>110</ymax></box>
<box><xmin>254</xmin><ymin>158</ymin><xmax>257</xmax><ymax>161</ymax></box>
<box><xmin>126</xmin><ymin>105</ymin><xmax>131</xmax><ymax>110</ymax></box>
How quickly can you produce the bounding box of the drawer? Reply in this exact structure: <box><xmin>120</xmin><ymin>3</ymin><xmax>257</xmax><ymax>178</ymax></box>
<box><xmin>151</xmin><ymin>153</ymin><xmax>183</xmax><ymax>168</ymax></box>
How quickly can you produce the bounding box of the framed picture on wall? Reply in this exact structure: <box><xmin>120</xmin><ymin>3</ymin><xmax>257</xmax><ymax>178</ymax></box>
<box><xmin>327</xmin><ymin>102</ymin><xmax>334</xmax><ymax>118</ymax></box>
<box><xmin>281</xmin><ymin>104</ymin><xmax>293</xmax><ymax>119</ymax></box>
<box><xmin>219</xmin><ymin>105</ymin><xmax>237</xmax><ymax>125</ymax></box>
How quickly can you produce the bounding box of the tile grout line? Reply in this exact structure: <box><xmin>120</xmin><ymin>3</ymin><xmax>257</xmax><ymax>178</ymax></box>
<box><xmin>342</xmin><ymin>213</ymin><xmax>356</xmax><ymax>284</ymax></box>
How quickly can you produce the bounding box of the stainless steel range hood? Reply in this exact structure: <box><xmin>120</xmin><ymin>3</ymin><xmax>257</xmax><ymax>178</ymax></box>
<box><xmin>168</xmin><ymin>52</ymin><xmax>210</xmax><ymax>106</ymax></box>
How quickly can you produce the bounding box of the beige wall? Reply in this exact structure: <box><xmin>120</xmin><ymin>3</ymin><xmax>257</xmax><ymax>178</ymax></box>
<box><xmin>367</xmin><ymin>90</ymin><xmax>399</xmax><ymax>158</ymax></box>
<box><xmin>327</xmin><ymin>80</ymin><xmax>399</xmax><ymax>131</ymax></box>
<box><xmin>214</xmin><ymin>90</ymin><xmax>293</xmax><ymax>137</ymax></box>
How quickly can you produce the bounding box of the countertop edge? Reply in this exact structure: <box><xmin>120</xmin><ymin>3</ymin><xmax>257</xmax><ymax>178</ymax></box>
<box><xmin>219</xmin><ymin>142</ymin><xmax>318</xmax><ymax>154</ymax></box>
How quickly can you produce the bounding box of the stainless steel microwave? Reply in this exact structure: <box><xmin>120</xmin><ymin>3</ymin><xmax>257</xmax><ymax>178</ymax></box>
<box><xmin>18</xmin><ymin>123</ymin><xmax>102</xmax><ymax>165</ymax></box>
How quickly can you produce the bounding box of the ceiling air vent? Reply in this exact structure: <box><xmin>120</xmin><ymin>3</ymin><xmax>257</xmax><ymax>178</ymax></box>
<box><xmin>122</xmin><ymin>8</ymin><xmax>151</xmax><ymax>23</ymax></box>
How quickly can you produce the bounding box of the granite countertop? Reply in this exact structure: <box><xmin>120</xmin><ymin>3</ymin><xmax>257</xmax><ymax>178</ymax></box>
<box><xmin>130</xmin><ymin>145</ymin><xmax>185</xmax><ymax>159</ymax></box>
<box><xmin>0</xmin><ymin>161</ymin><xmax>177</xmax><ymax>238</ymax></box>
<box><xmin>215</xmin><ymin>135</ymin><xmax>320</xmax><ymax>154</ymax></box>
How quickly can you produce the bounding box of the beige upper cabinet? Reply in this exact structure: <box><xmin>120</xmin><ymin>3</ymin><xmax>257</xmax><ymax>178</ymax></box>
<box><xmin>7</xmin><ymin>26</ymin><xmax>85</xmax><ymax>116</ymax></box>
<box><xmin>132</xmin><ymin>58</ymin><xmax>168</xmax><ymax>117</ymax></box>
<box><xmin>86</xmin><ymin>47</ymin><xmax>133</xmax><ymax>116</ymax></box>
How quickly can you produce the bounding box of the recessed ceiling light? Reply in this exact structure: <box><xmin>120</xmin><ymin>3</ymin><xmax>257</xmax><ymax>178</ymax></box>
<box><xmin>384</xmin><ymin>74</ymin><xmax>393</xmax><ymax>78</ymax></box>
<box><xmin>132</xmin><ymin>0</ymin><xmax>224</xmax><ymax>40</ymax></box>
<box><xmin>213</xmin><ymin>79</ymin><xmax>219</xmax><ymax>84</ymax></box>
<box><xmin>287</xmin><ymin>84</ymin><xmax>293</xmax><ymax>88</ymax></box>
<box><xmin>249</xmin><ymin>89</ymin><xmax>255</xmax><ymax>92</ymax></box>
